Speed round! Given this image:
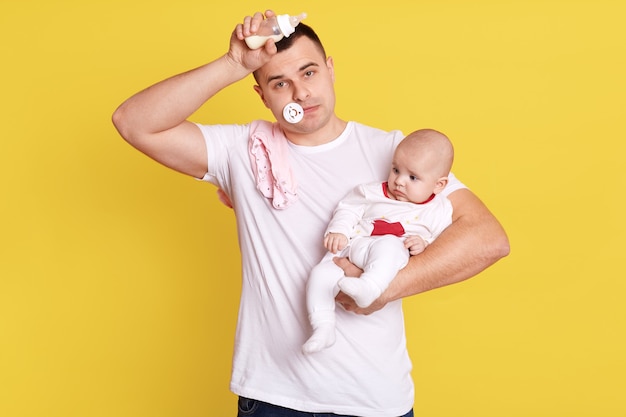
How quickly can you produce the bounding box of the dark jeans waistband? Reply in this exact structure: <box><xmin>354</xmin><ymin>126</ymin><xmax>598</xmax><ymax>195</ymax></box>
<box><xmin>237</xmin><ymin>396</ymin><xmax>414</xmax><ymax>417</ymax></box>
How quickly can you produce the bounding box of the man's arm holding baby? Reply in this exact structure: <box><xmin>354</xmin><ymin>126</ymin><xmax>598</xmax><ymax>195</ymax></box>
<box><xmin>335</xmin><ymin>188</ymin><xmax>510</xmax><ymax>314</ymax></box>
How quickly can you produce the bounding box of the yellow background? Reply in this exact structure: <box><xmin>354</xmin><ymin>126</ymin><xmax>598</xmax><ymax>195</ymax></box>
<box><xmin>1</xmin><ymin>0</ymin><xmax>625</xmax><ymax>416</ymax></box>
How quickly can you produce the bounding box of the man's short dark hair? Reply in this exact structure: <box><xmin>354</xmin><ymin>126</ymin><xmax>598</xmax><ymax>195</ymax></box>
<box><xmin>275</xmin><ymin>23</ymin><xmax>326</xmax><ymax>58</ymax></box>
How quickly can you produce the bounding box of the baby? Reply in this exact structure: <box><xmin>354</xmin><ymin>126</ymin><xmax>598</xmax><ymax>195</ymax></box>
<box><xmin>303</xmin><ymin>129</ymin><xmax>455</xmax><ymax>354</ymax></box>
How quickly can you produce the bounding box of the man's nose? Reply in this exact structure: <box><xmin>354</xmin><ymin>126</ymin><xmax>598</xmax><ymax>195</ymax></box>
<box><xmin>292</xmin><ymin>82</ymin><xmax>310</xmax><ymax>101</ymax></box>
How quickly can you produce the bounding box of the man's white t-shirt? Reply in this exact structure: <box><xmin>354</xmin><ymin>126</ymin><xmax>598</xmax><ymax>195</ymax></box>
<box><xmin>198</xmin><ymin>121</ymin><xmax>465</xmax><ymax>416</ymax></box>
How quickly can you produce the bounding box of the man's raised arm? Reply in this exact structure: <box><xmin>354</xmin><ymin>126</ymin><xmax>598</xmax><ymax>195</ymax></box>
<box><xmin>111</xmin><ymin>11</ymin><xmax>279</xmax><ymax>178</ymax></box>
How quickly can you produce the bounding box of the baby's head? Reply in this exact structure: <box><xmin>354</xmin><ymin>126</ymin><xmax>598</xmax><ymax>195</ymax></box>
<box><xmin>387</xmin><ymin>129</ymin><xmax>454</xmax><ymax>203</ymax></box>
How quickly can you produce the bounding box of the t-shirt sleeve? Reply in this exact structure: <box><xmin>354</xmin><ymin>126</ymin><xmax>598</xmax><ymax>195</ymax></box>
<box><xmin>194</xmin><ymin>122</ymin><xmax>249</xmax><ymax>187</ymax></box>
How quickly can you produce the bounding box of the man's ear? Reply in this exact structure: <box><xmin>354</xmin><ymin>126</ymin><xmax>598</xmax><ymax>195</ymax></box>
<box><xmin>253</xmin><ymin>84</ymin><xmax>270</xmax><ymax>108</ymax></box>
<box><xmin>326</xmin><ymin>56</ymin><xmax>336</xmax><ymax>83</ymax></box>
<box><xmin>433</xmin><ymin>176</ymin><xmax>449</xmax><ymax>194</ymax></box>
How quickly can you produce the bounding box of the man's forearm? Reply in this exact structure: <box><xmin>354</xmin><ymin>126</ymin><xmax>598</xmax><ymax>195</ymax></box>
<box><xmin>112</xmin><ymin>54</ymin><xmax>248</xmax><ymax>142</ymax></box>
<box><xmin>383</xmin><ymin>188</ymin><xmax>510</xmax><ymax>302</ymax></box>
<box><xmin>111</xmin><ymin>53</ymin><xmax>253</xmax><ymax>178</ymax></box>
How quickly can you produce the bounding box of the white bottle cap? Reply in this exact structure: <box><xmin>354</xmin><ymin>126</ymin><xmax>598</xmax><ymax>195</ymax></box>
<box><xmin>277</xmin><ymin>14</ymin><xmax>296</xmax><ymax>37</ymax></box>
<box><xmin>283</xmin><ymin>102</ymin><xmax>303</xmax><ymax>123</ymax></box>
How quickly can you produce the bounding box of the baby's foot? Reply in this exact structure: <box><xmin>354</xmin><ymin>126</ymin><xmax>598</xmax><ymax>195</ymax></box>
<box><xmin>302</xmin><ymin>323</ymin><xmax>336</xmax><ymax>354</ymax></box>
<box><xmin>338</xmin><ymin>277</ymin><xmax>382</xmax><ymax>308</ymax></box>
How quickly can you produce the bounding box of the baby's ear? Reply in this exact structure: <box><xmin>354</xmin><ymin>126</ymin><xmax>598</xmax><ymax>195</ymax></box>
<box><xmin>433</xmin><ymin>176</ymin><xmax>449</xmax><ymax>194</ymax></box>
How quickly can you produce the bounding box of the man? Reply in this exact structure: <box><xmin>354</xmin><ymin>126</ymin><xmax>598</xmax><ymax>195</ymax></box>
<box><xmin>112</xmin><ymin>10</ymin><xmax>509</xmax><ymax>417</ymax></box>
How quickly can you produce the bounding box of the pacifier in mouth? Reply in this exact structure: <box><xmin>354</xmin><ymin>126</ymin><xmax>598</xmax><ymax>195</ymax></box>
<box><xmin>282</xmin><ymin>102</ymin><xmax>304</xmax><ymax>124</ymax></box>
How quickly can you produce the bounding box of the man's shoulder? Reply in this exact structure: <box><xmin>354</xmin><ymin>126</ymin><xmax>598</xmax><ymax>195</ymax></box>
<box><xmin>345</xmin><ymin>122</ymin><xmax>404</xmax><ymax>151</ymax></box>
<box><xmin>349</xmin><ymin>121</ymin><xmax>403</xmax><ymax>138</ymax></box>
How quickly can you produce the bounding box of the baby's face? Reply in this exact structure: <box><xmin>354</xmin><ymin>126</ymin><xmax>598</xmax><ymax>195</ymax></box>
<box><xmin>386</xmin><ymin>148</ymin><xmax>442</xmax><ymax>203</ymax></box>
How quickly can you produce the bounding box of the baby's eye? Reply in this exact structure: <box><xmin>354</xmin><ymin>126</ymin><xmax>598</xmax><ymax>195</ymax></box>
<box><xmin>410</xmin><ymin>175</ymin><xmax>418</xmax><ymax>181</ymax></box>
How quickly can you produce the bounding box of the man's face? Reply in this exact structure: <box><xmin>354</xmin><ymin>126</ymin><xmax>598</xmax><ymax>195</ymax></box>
<box><xmin>253</xmin><ymin>36</ymin><xmax>336</xmax><ymax>138</ymax></box>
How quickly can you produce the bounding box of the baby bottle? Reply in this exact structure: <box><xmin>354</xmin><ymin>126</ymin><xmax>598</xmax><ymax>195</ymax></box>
<box><xmin>245</xmin><ymin>12</ymin><xmax>307</xmax><ymax>50</ymax></box>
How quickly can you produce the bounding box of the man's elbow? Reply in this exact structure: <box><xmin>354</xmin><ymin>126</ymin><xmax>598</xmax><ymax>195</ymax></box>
<box><xmin>488</xmin><ymin>229</ymin><xmax>511</xmax><ymax>262</ymax></box>
<box><xmin>111</xmin><ymin>104</ymin><xmax>134</xmax><ymax>144</ymax></box>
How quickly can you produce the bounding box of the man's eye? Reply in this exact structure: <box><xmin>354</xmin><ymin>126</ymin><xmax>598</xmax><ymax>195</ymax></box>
<box><xmin>304</xmin><ymin>70</ymin><xmax>314</xmax><ymax>77</ymax></box>
<box><xmin>275</xmin><ymin>81</ymin><xmax>287</xmax><ymax>88</ymax></box>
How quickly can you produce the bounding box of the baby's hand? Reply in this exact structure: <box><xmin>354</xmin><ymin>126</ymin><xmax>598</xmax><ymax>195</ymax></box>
<box><xmin>324</xmin><ymin>233</ymin><xmax>348</xmax><ymax>254</ymax></box>
<box><xmin>405</xmin><ymin>235</ymin><xmax>428</xmax><ymax>255</ymax></box>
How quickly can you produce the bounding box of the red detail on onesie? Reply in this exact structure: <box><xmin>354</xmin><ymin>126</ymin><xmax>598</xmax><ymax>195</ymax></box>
<box><xmin>371</xmin><ymin>219</ymin><xmax>405</xmax><ymax>237</ymax></box>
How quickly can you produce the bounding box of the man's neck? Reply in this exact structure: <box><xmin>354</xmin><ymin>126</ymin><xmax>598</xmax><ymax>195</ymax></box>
<box><xmin>285</xmin><ymin>117</ymin><xmax>348</xmax><ymax>146</ymax></box>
